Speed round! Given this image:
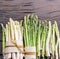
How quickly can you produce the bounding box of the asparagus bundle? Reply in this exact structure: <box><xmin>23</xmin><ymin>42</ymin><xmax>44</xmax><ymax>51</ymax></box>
<box><xmin>1</xmin><ymin>18</ymin><xmax>23</xmax><ymax>59</ymax></box>
<box><xmin>24</xmin><ymin>14</ymin><xmax>39</xmax><ymax>59</ymax></box>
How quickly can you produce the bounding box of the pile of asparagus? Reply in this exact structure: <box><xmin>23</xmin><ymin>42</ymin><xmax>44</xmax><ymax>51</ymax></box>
<box><xmin>1</xmin><ymin>14</ymin><xmax>60</xmax><ymax>59</ymax></box>
<box><xmin>1</xmin><ymin>18</ymin><xmax>23</xmax><ymax>59</ymax></box>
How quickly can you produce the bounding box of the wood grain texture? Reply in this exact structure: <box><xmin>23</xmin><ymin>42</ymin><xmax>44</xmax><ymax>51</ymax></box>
<box><xmin>0</xmin><ymin>0</ymin><xmax>60</xmax><ymax>58</ymax></box>
<box><xmin>0</xmin><ymin>0</ymin><xmax>60</xmax><ymax>21</ymax></box>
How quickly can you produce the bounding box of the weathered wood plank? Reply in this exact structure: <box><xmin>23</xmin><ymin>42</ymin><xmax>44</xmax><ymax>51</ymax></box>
<box><xmin>0</xmin><ymin>0</ymin><xmax>60</xmax><ymax>21</ymax></box>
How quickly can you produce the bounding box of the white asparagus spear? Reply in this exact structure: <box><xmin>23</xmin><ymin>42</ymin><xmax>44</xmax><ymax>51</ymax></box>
<box><xmin>4</xmin><ymin>54</ymin><xmax>8</xmax><ymax>59</ymax></box>
<box><xmin>16</xmin><ymin>52</ymin><xmax>20</xmax><ymax>59</ymax></box>
<box><xmin>46</xmin><ymin>21</ymin><xmax>51</xmax><ymax>56</ymax></box>
<box><xmin>20</xmin><ymin>53</ymin><xmax>24</xmax><ymax>59</ymax></box>
<box><xmin>13</xmin><ymin>21</ymin><xmax>19</xmax><ymax>41</ymax></box>
<box><xmin>7</xmin><ymin>53</ymin><xmax>11</xmax><ymax>59</ymax></box>
<box><xmin>9</xmin><ymin>18</ymin><xmax>15</xmax><ymax>41</ymax></box>
<box><xmin>6</xmin><ymin>24</ymin><xmax>9</xmax><ymax>43</ymax></box>
<box><xmin>12</xmin><ymin>53</ymin><xmax>16</xmax><ymax>59</ymax></box>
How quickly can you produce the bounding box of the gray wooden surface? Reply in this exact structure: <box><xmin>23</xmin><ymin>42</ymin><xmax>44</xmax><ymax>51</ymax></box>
<box><xmin>0</xmin><ymin>0</ymin><xmax>60</xmax><ymax>58</ymax></box>
<box><xmin>0</xmin><ymin>0</ymin><xmax>60</xmax><ymax>22</ymax></box>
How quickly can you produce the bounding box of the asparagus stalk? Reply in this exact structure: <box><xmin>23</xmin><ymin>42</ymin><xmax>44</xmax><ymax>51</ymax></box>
<box><xmin>27</xmin><ymin>14</ymin><xmax>32</xmax><ymax>46</ymax></box>
<box><xmin>5</xmin><ymin>24</ymin><xmax>9</xmax><ymax>45</ymax></box>
<box><xmin>46</xmin><ymin>21</ymin><xmax>51</xmax><ymax>57</ymax></box>
<box><xmin>42</xmin><ymin>21</ymin><xmax>47</xmax><ymax>59</ymax></box>
<box><xmin>9</xmin><ymin>18</ymin><xmax>15</xmax><ymax>42</ymax></box>
<box><xmin>7</xmin><ymin>53</ymin><xmax>11</xmax><ymax>59</ymax></box>
<box><xmin>16</xmin><ymin>52</ymin><xmax>20</xmax><ymax>59</ymax></box>
<box><xmin>34</xmin><ymin>15</ymin><xmax>38</xmax><ymax>46</ymax></box>
<box><xmin>20</xmin><ymin>20</ymin><xmax>23</xmax><ymax>37</ymax></box>
<box><xmin>1</xmin><ymin>24</ymin><xmax>6</xmax><ymax>54</ymax></box>
<box><xmin>41</xmin><ymin>21</ymin><xmax>45</xmax><ymax>58</ymax></box>
<box><xmin>36</xmin><ymin>21</ymin><xmax>41</xmax><ymax>59</ymax></box>
<box><xmin>12</xmin><ymin>53</ymin><xmax>16</xmax><ymax>59</ymax></box>
<box><xmin>24</xmin><ymin>16</ymin><xmax>29</xmax><ymax>46</ymax></box>
<box><xmin>54</xmin><ymin>21</ymin><xmax>59</xmax><ymax>59</ymax></box>
<box><xmin>50</xmin><ymin>24</ymin><xmax>55</xmax><ymax>59</ymax></box>
<box><xmin>8</xmin><ymin>22</ymin><xmax>12</xmax><ymax>59</ymax></box>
